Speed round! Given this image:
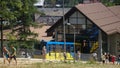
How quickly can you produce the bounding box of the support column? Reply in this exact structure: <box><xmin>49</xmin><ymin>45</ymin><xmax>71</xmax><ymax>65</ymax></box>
<box><xmin>55</xmin><ymin>29</ymin><xmax>57</xmax><ymax>41</ymax></box>
<box><xmin>115</xmin><ymin>35</ymin><xmax>118</xmax><ymax>56</ymax></box>
<box><xmin>97</xmin><ymin>30</ymin><xmax>102</xmax><ymax>61</ymax></box>
<box><xmin>107</xmin><ymin>36</ymin><xmax>110</xmax><ymax>53</ymax></box>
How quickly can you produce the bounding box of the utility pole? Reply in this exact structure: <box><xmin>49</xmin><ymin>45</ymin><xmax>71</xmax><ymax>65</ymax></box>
<box><xmin>63</xmin><ymin>0</ymin><xmax>66</xmax><ymax>52</ymax></box>
<box><xmin>0</xmin><ymin>16</ymin><xmax>3</xmax><ymax>57</ymax></box>
<box><xmin>66</xmin><ymin>23</ymin><xmax>76</xmax><ymax>62</ymax></box>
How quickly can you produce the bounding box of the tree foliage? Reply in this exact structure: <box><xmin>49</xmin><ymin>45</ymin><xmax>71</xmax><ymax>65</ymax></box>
<box><xmin>101</xmin><ymin>0</ymin><xmax>120</xmax><ymax>6</ymax></box>
<box><xmin>0</xmin><ymin>0</ymin><xmax>40</xmax><ymax>49</ymax></box>
<box><xmin>113</xmin><ymin>0</ymin><xmax>120</xmax><ymax>5</ymax></box>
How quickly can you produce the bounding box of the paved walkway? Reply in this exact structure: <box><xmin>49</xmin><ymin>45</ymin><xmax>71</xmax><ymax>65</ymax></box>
<box><xmin>0</xmin><ymin>58</ymin><xmax>44</xmax><ymax>65</ymax></box>
<box><xmin>0</xmin><ymin>58</ymin><xmax>72</xmax><ymax>64</ymax></box>
<box><xmin>1</xmin><ymin>58</ymin><xmax>119</xmax><ymax>66</ymax></box>
<box><xmin>4</xmin><ymin>57</ymin><xmax>118</xmax><ymax>65</ymax></box>
<box><xmin>0</xmin><ymin>58</ymin><xmax>87</xmax><ymax>65</ymax></box>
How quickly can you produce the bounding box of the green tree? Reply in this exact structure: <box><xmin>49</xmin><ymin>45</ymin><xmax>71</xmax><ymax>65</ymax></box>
<box><xmin>1</xmin><ymin>0</ymin><xmax>41</xmax><ymax>57</ymax></box>
<box><xmin>113</xmin><ymin>0</ymin><xmax>120</xmax><ymax>5</ymax></box>
<box><xmin>10</xmin><ymin>0</ymin><xmax>39</xmax><ymax>49</ymax></box>
<box><xmin>0</xmin><ymin>0</ymin><xmax>17</xmax><ymax>20</ymax></box>
<box><xmin>101</xmin><ymin>0</ymin><xmax>115</xmax><ymax>6</ymax></box>
<box><xmin>0</xmin><ymin>0</ymin><xmax>21</xmax><ymax>56</ymax></box>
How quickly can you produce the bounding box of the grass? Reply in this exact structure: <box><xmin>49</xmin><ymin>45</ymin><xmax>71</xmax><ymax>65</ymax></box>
<box><xmin>33</xmin><ymin>62</ymin><xmax>120</xmax><ymax>68</ymax></box>
<box><xmin>0</xmin><ymin>61</ymin><xmax>120</xmax><ymax>68</ymax></box>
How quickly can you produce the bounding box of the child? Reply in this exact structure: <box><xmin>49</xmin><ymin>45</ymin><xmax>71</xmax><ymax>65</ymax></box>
<box><xmin>111</xmin><ymin>55</ymin><xmax>116</xmax><ymax>64</ymax></box>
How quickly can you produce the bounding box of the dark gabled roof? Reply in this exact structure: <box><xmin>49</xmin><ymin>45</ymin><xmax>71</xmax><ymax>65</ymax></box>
<box><xmin>46</xmin><ymin>3</ymin><xmax>120</xmax><ymax>35</ymax></box>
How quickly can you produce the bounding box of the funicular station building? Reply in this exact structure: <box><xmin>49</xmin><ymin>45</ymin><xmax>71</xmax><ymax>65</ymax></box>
<box><xmin>46</xmin><ymin>3</ymin><xmax>120</xmax><ymax>60</ymax></box>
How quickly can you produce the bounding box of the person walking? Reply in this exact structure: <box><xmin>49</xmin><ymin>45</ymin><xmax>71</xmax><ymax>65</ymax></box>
<box><xmin>9</xmin><ymin>45</ymin><xmax>17</xmax><ymax>65</ymax></box>
<box><xmin>3</xmin><ymin>46</ymin><xmax>10</xmax><ymax>64</ymax></box>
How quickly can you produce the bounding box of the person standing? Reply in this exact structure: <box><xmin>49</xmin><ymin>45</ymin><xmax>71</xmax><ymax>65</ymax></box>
<box><xmin>42</xmin><ymin>46</ymin><xmax>47</xmax><ymax>61</ymax></box>
<box><xmin>3</xmin><ymin>46</ymin><xmax>10</xmax><ymax>64</ymax></box>
<box><xmin>63</xmin><ymin>52</ymin><xmax>67</xmax><ymax>62</ymax></box>
<box><xmin>92</xmin><ymin>52</ymin><xmax>97</xmax><ymax>61</ymax></box>
<box><xmin>117</xmin><ymin>55</ymin><xmax>120</xmax><ymax>64</ymax></box>
<box><xmin>77</xmin><ymin>51</ymin><xmax>81</xmax><ymax>61</ymax></box>
<box><xmin>108</xmin><ymin>54</ymin><xmax>112</xmax><ymax>62</ymax></box>
<box><xmin>101</xmin><ymin>53</ymin><xmax>106</xmax><ymax>64</ymax></box>
<box><xmin>111</xmin><ymin>55</ymin><xmax>116</xmax><ymax>64</ymax></box>
<box><xmin>105</xmin><ymin>53</ymin><xmax>109</xmax><ymax>63</ymax></box>
<box><xmin>9</xmin><ymin>45</ymin><xmax>17</xmax><ymax>65</ymax></box>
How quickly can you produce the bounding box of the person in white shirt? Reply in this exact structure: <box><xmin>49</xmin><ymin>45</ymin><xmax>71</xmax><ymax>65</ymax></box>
<box><xmin>92</xmin><ymin>52</ymin><xmax>97</xmax><ymax>61</ymax></box>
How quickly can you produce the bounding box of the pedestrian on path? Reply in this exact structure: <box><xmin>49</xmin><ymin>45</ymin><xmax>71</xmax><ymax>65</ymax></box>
<box><xmin>3</xmin><ymin>46</ymin><xmax>10</xmax><ymax>64</ymax></box>
<box><xmin>77</xmin><ymin>51</ymin><xmax>81</xmax><ymax>61</ymax></box>
<box><xmin>42</xmin><ymin>46</ymin><xmax>47</xmax><ymax>62</ymax></box>
<box><xmin>63</xmin><ymin>52</ymin><xmax>67</xmax><ymax>62</ymax></box>
<box><xmin>105</xmin><ymin>53</ymin><xmax>109</xmax><ymax>63</ymax></box>
<box><xmin>92</xmin><ymin>52</ymin><xmax>97</xmax><ymax>61</ymax></box>
<box><xmin>111</xmin><ymin>55</ymin><xmax>116</xmax><ymax>64</ymax></box>
<box><xmin>9</xmin><ymin>45</ymin><xmax>17</xmax><ymax>65</ymax></box>
<box><xmin>101</xmin><ymin>53</ymin><xmax>106</xmax><ymax>64</ymax></box>
<box><xmin>117</xmin><ymin>55</ymin><xmax>120</xmax><ymax>64</ymax></box>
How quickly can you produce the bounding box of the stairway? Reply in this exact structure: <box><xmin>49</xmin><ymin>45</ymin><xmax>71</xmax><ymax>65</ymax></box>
<box><xmin>46</xmin><ymin>52</ymin><xmax>73</xmax><ymax>60</ymax></box>
<box><xmin>90</xmin><ymin>42</ymin><xmax>99</xmax><ymax>53</ymax></box>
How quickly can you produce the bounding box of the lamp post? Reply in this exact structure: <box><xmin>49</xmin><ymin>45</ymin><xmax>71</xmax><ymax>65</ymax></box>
<box><xmin>62</xmin><ymin>0</ymin><xmax>66</xmax><ymax>52</ymax></box>
<box><xmin>66</xmin><ymin>23</ymin><xmax>76</xmax><ymax>62</ymax></box>
<box><xmin>0</xmin><ymin>16</ymin><xmax>3</xmax><ymax>57</ymax></box>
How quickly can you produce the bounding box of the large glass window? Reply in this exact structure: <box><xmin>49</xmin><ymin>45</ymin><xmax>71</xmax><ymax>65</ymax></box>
<box><xmin>66</xmin><ymin>11</ymin><xmax>86</xmax><ymax>34</ymax></box>
<box><xmin>86</xmin><ymin>20</ymin><xmax>93</xmax><ymax>29</ymax></box>
<box><xmin>57</xmin><ymin>25</ymin><xmax>63</xmax><ymax>33</ymax></box>
<box><xmin>57</xmin><ymin>34</ymin><xmax>63</xmax><ymax>41</ymax></box>
<box><xmin>55</xmin><ymin>10</ymin><xmax>99</xmax><ymax>53</ymax></box>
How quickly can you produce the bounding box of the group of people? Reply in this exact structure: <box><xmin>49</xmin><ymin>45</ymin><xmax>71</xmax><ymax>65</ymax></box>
<box><xmin>41</xmin><ymin>45</ymin><xmax>120</xmax><ymax>64</ymax></box>
<box><xmin>3</xmin><ymin>45</ymin><xmax>17</xmax><ymax>65</ymax></box>
<box><xmin>63</xmin><ymin>50</ymin><xmax>81</xmax><ymax>62</ymax></box>
<box><xmin>101</xmin><ymin>53</ymin><xmax>120</xmax><ymax>64</ymax></box>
